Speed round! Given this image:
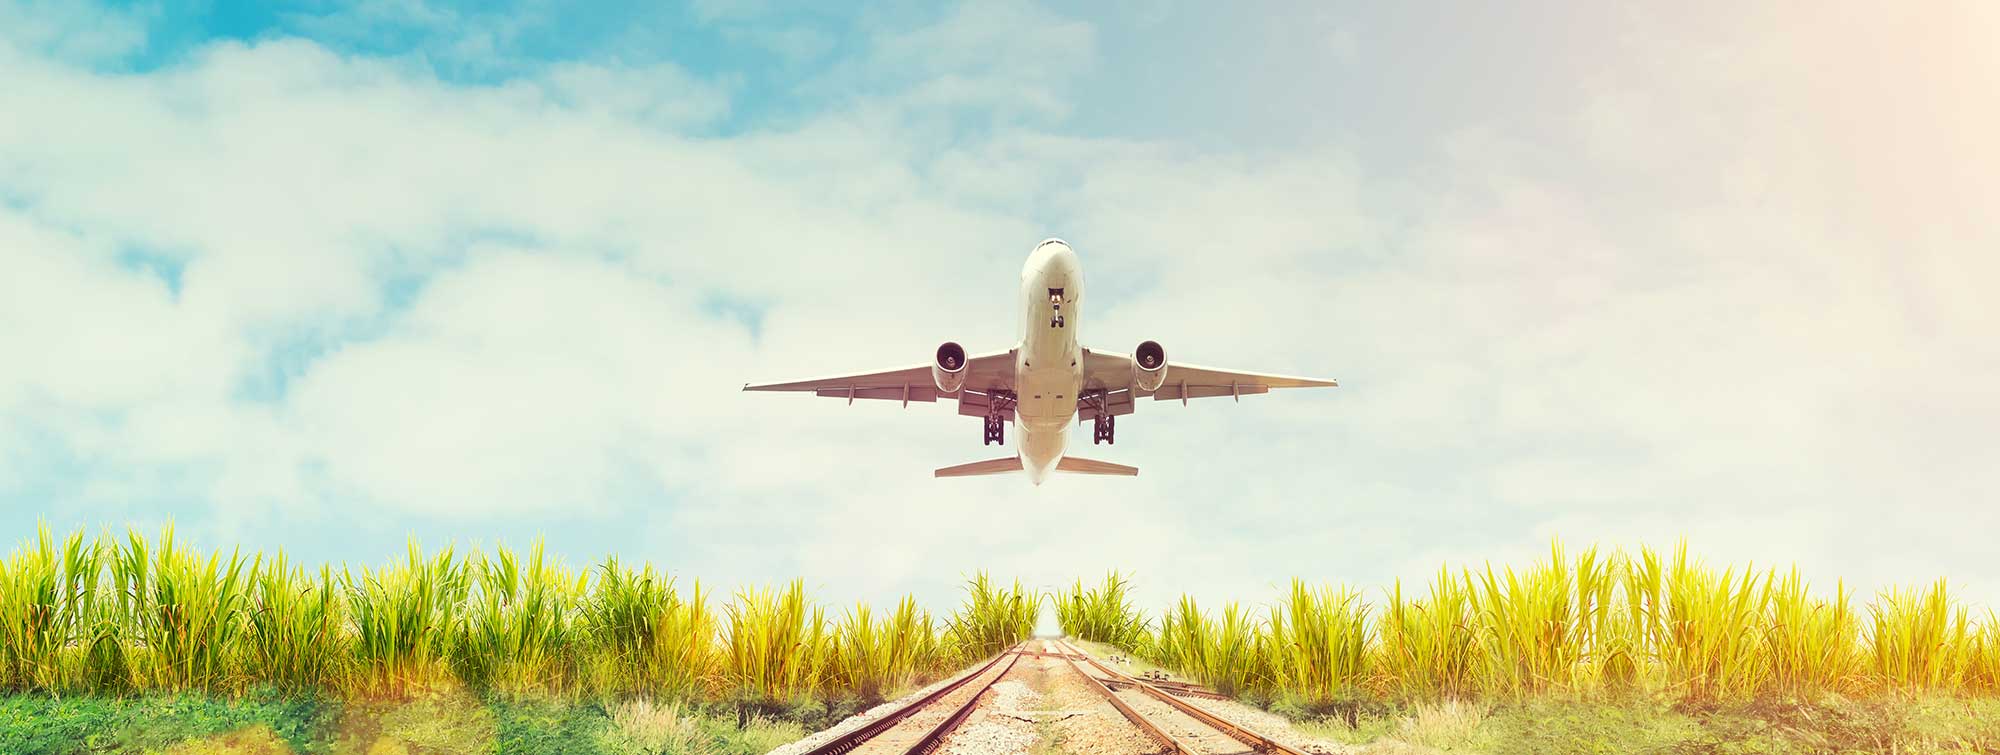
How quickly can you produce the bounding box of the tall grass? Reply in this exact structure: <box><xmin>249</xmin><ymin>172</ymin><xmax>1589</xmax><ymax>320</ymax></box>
<box><xmin>0</xmin><ymin>527</ymin><xmax>1019</xmax><ymax>702</ymax></box>
<box><xmin>117</xmin><ymin>526</ymin><xmax>252</xmax><ymax>692</ymax></box>
<box><xmin>1627</xmin><ymin>543</ymin><xmax>1770</xmax><ymax>701</ymax></box>
<box><xmin>583</xmin><ymin>557</ymin><xmax>716</xmax><ymax>698</ymax></box>
<box><xmin>834</xmin><ymin>598</ymin><xmax>940</xmax><ymax>699</ymax></box>
<box><xmin>1761</xmin><ymin>567</ymin><xmax>1857</xmax><ymax>698</ymax></box>
<box><xmin>1131</xmin><ymin>541</ymin><xmax>2000</xmax><ymax>707</ymax></box>
<box><xmin>1869</xmin><ymin>579</ymin><xmax>1971</xmax><ymax>693</ymax></box>
<box><xmin>0</xmin><ymin>527</ymin><xmax>96</xmax><ymax>691</ymax></box>
<box><xmin>8</xmin><ymin>526</ymin><xmax>2000</xmax><ymax>709</ymax></box>
<box><xmin>1154</xmin><ymin>598</ymin><xmax>1263</xmax><ymax>694</ymax></box>
<box><xmin>456</xmin><ymin>541</ymin><xmax>585</xmax><ymax>695</ymax></box>
<box><xmin>724</xmin><ymin>579</ymin><xmax>832</xmax><ymax>701</ymax></box>
<box><xmin>944</xmin><ymin>573</ymin><xmax>1038</xmax><ymax>661</ymax></box>
<box><xmin>1055</xmin><ymin>572</ymin><xmax>1151</xmax><ymax>652</ymax></box>
<box><xmin>1969</xmin><ymin>612</ymin><xmax>2000</xmax><ymax>693</ymax></box>
<box><xmin>1261</xmin><ymin>581</ymin><xmax>1372</xmax><ymax>703</ymax></box>
<box><xmin>1379</xmin><ymin>568</ymin><xmax>1476</xmax><ymax>700</ymax></box>
<box><xmin>344</xmin><ymin>543</ymin><xmax>470</xmax><ymax>696</ymax></box>
<box><xmin>243</xmin><ymin>552</ymin><xmax>343</xmax><ymax>691</ymax></box>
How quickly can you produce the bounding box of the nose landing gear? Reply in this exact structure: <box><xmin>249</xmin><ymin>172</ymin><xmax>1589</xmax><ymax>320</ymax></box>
<box><xmin>1049</xmin><ymin>288</ymin><xmax>1065</xmax><ymax>328</ymax></box>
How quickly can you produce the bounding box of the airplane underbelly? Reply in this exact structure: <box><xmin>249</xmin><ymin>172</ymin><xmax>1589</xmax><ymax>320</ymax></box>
<box><xmin>1016</xmin><ymin>368</ymin><xmax>1076</xmax><ymax>428</ymax></box>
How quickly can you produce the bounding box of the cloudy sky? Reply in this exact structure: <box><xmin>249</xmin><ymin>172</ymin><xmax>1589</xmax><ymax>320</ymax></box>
<box><xmin>2</xmin><ymin>1</ymin><xmax>1995</xmax><ymax>618</ymax></box>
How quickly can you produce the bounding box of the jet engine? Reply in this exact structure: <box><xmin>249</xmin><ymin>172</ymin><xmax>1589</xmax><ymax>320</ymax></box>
<box><xmin>1132</xmin><ymin>340</ymin><xmax>1168</xmax><ymax>392</ymax></box>
<box><xmin>933</xmin><ymin>342</ymin><xmax>969</xmax><ymax>393</ymax></box>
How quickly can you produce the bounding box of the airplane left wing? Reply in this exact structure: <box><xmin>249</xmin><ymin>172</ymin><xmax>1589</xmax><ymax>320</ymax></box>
<box><xmin>1078</xmin><ymin>347</ymin><xmax>1336</xmax><ymax>416</ymax></box>
<box><xmin>743</xmin><ymin>349</ymin><xmax>1016</xmax><ymax>405</ymax></box>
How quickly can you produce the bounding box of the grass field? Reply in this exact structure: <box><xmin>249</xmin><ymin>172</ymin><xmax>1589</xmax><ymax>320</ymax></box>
<box><xmin>0</xmin><ymin>526</ymin><xmax>1036</xmax><ymax>703</ymax></box>
<box><xmin>1060</xmin><ymin>543</ymin><xmax>2000</xmax><ymax>706</ymax></box>
<box><xmin>6</xmin><ymin>527</ymin><xmax>2000</xmax><ymax>753</ymax></box>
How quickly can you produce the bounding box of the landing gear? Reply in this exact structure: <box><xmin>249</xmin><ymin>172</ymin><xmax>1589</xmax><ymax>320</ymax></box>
<box><xmin>981</xmin><ymin>391</ymin><xmax>1015</xmax><ymax>446</ymax></box>
<box><xmin>1049</xmin><ymin>288</ymin><xmax>1065</xmax><ymax>328</ymax></box>
<box><xmin>1093</xmin><ymin>413</ymin><xmax>1115</xmax><ymax>445</ymax></box>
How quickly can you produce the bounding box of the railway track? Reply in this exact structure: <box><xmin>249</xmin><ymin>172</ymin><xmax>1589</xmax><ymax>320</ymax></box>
<box><xmin>796</xmin><ymin>643</ymin><xmax>1024</xmax><ymax>755</ymax></box>
<box><xmin>784</xmin><ymin>639</ymin><xmax>1312</xmax><ymax>755</ymax></box>
<box><xmin>1053</xmin><ymin>639</ymin><xmax>1311</xmax><ymax>755</ymax></box>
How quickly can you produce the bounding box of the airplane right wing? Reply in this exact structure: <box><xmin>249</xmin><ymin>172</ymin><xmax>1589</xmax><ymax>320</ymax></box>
<box><xmin>1077</xmin><ymin>347</ymin><xmax>1336</xmax><ymax>417</ymax></box>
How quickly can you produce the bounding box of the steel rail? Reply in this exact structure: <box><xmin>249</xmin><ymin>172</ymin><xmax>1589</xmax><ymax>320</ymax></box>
<box><xmin>1058</xmin><ymin>639</ymin><xmax>1309</xmax><ymax>755</ymax></box>
<box><xmin>904</xmin><ymin>651</ymin><xmax>1021</xmax><ymax>755</ymax></box>
<box><xmin>797</xmin><ymin>643</ymin><xmax>1023</xmax><ymax>755</ymax></box>
<box><xmin>1055</xmin><ymin>644</ymin><xmax>1193</xmax><ymax>754</ymax></box>
<box><xmin>1015</xmin><ymin>649</ymin><xmax>1087</xmax><ymax>660</ymax></box>
<box><xmin>1102</xmin><ymin>677</ymin><xmax>1232</xmax><ymax>701</ymax></box>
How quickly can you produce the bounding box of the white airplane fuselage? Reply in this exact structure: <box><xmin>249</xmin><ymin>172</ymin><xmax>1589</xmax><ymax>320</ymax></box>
<box><xmin>1015</xmin><ymin>239</ymin><xmax>1084</xmax><ymax>484</ymax></box>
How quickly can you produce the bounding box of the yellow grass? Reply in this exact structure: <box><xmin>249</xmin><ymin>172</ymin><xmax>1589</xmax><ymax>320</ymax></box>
<box><xmin>5</xmin><ymin>525</ymin><xmax>1993</xmax><ymax>707</ymax></box>
<box><xmin>1130</xmin><ymin>540</ymin><xmax>2000</xmax><ymax>705</ymax></box>
<box><xmin>0</xmin><ymin>525</ymin><xmax>1032</xmax><ymax>702</ymax></box>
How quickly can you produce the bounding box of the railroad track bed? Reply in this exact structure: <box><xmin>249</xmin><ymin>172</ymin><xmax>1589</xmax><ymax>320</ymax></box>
<box><xmin>1052</xmin><ymin>640</ymin><xmax>1344</xmax><ymax>755</ymax></box>
<box><xmin>769</xmin><ymin>647</ymin><xmax>1021</xmax><ymax>755</ymax></box>
<box><xmin>771</xmin><ymin>640</ymin><xmax>1340</xmax><ymax>755</ymax></box>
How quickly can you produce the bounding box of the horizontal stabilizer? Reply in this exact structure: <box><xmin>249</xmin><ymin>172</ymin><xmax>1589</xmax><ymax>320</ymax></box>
<box><xmin>934</xmin><ymin>456</ymin><xmax>1024</xmax><ymax>478</ymax></box>
<box><xmin>1055</xmin><ymin>456</ymin><xmax>1139</xmax><ymax>476</ymax></box>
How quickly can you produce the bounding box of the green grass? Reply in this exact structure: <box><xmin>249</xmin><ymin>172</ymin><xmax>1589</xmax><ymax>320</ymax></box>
<box><xmin>943</xmin><ymin>572</ymin><xmax>1039</xmax><ymax>661</ymax></box>
<box><xmin>0</xmin><ymin>525</ymin><xmax>1033</xmax><ymax>703</ymax></box>
<box><xmin>0</xmin><ymin>693</ymin><xmax>340</xmax><ymax>755</ymax></box>
<box><xmin>0</xmin><ymin>692</ymin><xmax>814</xmax><ymax>755</ymax></box>
<box><xmin>580</xmin><ymin>558</ymin><xmax>717</xmax><ymax>699</ymax></box>
<box><xmin>1124</xmin><ymin>539</ymin><xmax>2000</xmax><ymax>706</ymax></box>
<box><xmin>1054</xmin><ymin>572</ymin><xmax>1150</xmax><ymax>652</ymax></box>
<box><xmin>13</xmin><ymin>522</ymin><xmax>2000</xmax><ymax>750</ymax></box>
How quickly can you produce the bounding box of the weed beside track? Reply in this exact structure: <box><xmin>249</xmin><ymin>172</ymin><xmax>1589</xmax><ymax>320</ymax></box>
<box><xmin>0</xmin><ymin>525</ymin><xmax>1039</xmax><ymax>703</ymax></box>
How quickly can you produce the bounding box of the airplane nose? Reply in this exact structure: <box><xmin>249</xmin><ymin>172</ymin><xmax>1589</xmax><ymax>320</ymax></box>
<box><xmin>1024</xmin><ymin>238</ymin><xmax>1076</xmax><ymax>279</ymax></box>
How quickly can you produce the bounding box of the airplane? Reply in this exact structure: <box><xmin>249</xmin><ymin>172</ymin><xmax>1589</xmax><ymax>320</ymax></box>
<box><xmin>742</xmin><ymin>239</ymin><xmax>1338</xmax><ymax>484</ymax></box>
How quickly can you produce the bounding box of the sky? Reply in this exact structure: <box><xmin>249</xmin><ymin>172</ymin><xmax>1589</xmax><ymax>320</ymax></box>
<box><xmin>1</xmin><ymin>1</ymin><xmax>1996</xmax><ymax>619</ymax></box>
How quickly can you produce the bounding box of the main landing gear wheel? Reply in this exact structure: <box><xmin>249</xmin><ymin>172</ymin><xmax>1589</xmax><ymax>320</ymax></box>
<box><xmin>983</xmin><ymin>414</ymin><xmax>1005</xmax><ymax>445</ymax></box>
<box><xmin>1092</xmin><ymin>413</ymin><xmax>1115</xmax><ymax>445</ymax></box>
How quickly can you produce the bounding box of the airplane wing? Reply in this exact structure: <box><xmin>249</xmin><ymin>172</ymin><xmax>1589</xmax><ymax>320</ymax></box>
<box><xmin>1078</xmin><ymin>347</ymin><xmax>1336</xmax><ymax>417</ymax></box>
<box><xmin>743</xmin><ymin>349</ymin><xmax>1016</xmax><ymax>405</ymax></box>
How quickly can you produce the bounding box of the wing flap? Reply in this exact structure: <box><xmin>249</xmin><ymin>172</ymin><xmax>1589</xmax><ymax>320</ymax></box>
<box><xmin>1054</xmin><ymin>456</ymin><xmax>1139</xmax><ymax>476</ymax></box>
<box><xmin>933</xmin><ymin>456</ymin><xmax>1025</xmax><ymax>478</ymax></box>
<box><xmin>1151</xmin><ymin>383</ymin><xmax>1270</xmax><ymax>401</ymax></box>
<box><xmin>1080</xmin><ymin>347</ymin><xmax>1336</xmax><ymax>407</ymax></box>
<box><xmin>815</xmin><ymin>386</ymin><xmax>940</xmax><ymax>402</ymax></box>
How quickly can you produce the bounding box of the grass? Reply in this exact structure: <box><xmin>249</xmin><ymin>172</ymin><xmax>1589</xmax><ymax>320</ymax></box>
<box><xmin>1054</xmin><ymin>572</ymin><xmax>1151</xmax><ymax>651</ymax></box>
<box><xmin>0</xmin><ymin>525</ymin><xmax>1032</xmax><ymax>704</ymax></box>
<box><xmin>0</xmin><ymin>692</ymin><xmax>810</xmax><ymax>755</ymax></box>
<box><xmin>582</xmin><ymin>558</ymin><xmax>717</xmax><ymax>699</ymax></box>
<box><xmin>11</xmin><ymin>525</ymin><xmax>2000</xmax><ymax>752</ymax></box>
<box><xmin>1289</xmin><ymin>696</ymin><xmax>2000</xmax><ymax>755</ymax></box>
<box><xmin>943</xmin><ymin>572</ymin><xmax>1039</xmax><ymax>661</ymax></box>
<box><xmin>1077</xmin><ymin>540</ymin><xmax>2000</xmax><ymax>709</ymax></box>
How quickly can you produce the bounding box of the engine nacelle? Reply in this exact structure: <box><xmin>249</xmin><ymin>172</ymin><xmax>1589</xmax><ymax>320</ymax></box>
<box><xmin>933</xmin><ymin>342</ymin><xmax>969</xmax><ymax>393</ymax></box>
<box><xmin>1132</xmin><ymin>340</ymin><xmax>1168</xmax><ymax>392</ymax></box>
